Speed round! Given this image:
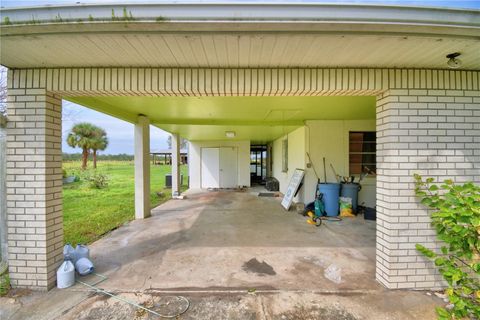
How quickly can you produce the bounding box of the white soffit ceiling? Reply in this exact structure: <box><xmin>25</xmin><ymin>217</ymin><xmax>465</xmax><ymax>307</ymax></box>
<box><xmin>1</xmin><ymin>3</ymin><xmax>479</xmax><ymax>69</ymax></box>
<box><xmin>1</xmin><ymin>33</ymin><xmax>479</xmax><ymax>69</ymax></box>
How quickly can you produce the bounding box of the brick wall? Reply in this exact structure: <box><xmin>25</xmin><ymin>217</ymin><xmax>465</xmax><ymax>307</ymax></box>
<box><xmin>5</xmin><ymin>87</ymin><xmax>63</xmax><ymax>290</ymax></box>
<box><xmin>376</xmin><ymin>89</ymin><xmax>480</xmax><ymax>289</ymax></box>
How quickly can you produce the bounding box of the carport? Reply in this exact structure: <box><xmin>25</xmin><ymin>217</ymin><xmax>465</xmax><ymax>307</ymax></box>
<box><xmin>1</xmin><ymin>1</ymin><xmax>479</xmax><ymax>296</ymax></box>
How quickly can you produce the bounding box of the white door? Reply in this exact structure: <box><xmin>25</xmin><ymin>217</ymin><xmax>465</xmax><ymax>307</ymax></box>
<box><xmin>219</xmin><ymin>147</ymin><xmax>238</xmax><ymax>188</ymax></box>
<box><xmin>201</xmin><ymin>147</ymin><xmax>238</xmax><ymax>188</ymax></box>
<box><xmin>201</xmin><ymin>148</ymin><xmax>220</xmax><ymax>188</ymax></box>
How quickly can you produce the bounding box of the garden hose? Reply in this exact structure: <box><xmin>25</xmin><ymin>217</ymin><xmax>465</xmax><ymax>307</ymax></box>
<box><xmin>76</xmin><ymin>273</ymin><xmax>190</xmax><ymax>319</ymax></box>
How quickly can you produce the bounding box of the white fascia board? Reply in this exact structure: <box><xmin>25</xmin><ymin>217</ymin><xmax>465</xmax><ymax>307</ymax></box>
<box><xmin>1</xmin><ymin>3</ymin><xmax>479</xmax><ymax>30</ymax></box>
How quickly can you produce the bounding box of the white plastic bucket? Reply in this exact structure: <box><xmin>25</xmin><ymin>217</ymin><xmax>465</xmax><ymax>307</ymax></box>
<box><xmin>57</xmin><ymin>260</ymin><xmax>75</xmax><ymax>289</ymax></box>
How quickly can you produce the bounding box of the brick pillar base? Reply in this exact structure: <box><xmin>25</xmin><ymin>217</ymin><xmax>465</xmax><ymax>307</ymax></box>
<box><xmin>6</xmin><ymin>85</ymin><xmax>63</xmax><ymax>290</ymax></box>
<box><xmin>375</xmin><ymin>89</ymin><xmax>480</xmax><ymax>289</ymax></box>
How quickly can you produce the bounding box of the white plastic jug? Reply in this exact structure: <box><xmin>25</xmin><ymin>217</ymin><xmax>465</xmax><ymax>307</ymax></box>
<box><xmin>57</xmin><ymin>260</ymin><xmax>75</xmax><ymax>289</ymax></box>
<box><xmin>75</xmin><ymin>244</ymin><xmax>89</xmax><ymax>262</ymax></box>
<box><xmin>63</xmin><ymin>244</ymin><xmax>76</xmax><ymax>262</ymax></box>
<box><xmin>75</xmin><ymin>257</ymin><xmax>94</xmax><ymax>276</ymax></box>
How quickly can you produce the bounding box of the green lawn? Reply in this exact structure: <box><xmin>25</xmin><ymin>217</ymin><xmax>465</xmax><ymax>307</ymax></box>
<box><xmin>62</xmin><ymin>161</ymin><xmax>188</xmax><ymax>245</ymax></box>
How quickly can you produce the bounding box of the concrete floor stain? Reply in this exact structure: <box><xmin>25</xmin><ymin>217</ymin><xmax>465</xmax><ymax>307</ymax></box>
<box><xmin>242</xmin><ymin>258</ymin><xmax>277</xmax><ymax>276</ymax></box>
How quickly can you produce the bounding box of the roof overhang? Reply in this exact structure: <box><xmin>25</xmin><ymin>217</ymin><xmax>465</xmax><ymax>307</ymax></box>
<box><xmin>1</xmin><ymin>3</ymin><xmax>479</xmax><ymax>69</ymax></box>
<box><xmin>1</xmin><ymin>2</ymin><xmax>480</xmax><ymax>37</ymax></box>
<box><xmin>1</xmin><ymin>2</ymin><xmax>479</xmax><ymax>142</ymax></box>
<box><xmin>1</xmin><ymin>3</ymin><xmax>480</xmax><ymax>69</ymax></box>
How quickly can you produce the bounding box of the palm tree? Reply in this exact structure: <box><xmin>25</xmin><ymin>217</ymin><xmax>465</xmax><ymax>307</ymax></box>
<box><xmin>66</xmin><ymin>123</ymin><xmax>105</xmax><ymax>169</ymax></box>
<box><xmin>91</xmin><ymin>128</ymin><xmax>108</xmax><ymax>169</ymax></box>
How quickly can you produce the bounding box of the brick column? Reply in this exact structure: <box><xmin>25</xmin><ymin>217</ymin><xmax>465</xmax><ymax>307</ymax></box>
<box><xmin>376</xmin><ymin>89</ymin><xmax>480</xmax><ymax>289</ymax></box>
<box><xmin>6</xmin><ymin>85</ymin><xmax>63</xmax><ymax>290</ymax></box>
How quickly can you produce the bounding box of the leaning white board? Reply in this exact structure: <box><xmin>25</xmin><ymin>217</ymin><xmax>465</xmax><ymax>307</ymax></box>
<box><xmin>281</xmin><ymin>169</ymin><xmax>305</xmax><ymax>210</ymax></box>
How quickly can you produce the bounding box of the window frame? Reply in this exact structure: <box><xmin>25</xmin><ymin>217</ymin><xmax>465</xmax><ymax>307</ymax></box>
<box><xmin>348</xmin><ymin>131</ymin><xmax>376</xmax><ymax>176</ymax></box>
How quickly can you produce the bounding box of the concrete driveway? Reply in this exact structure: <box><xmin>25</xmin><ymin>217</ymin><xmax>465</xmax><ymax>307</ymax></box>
<box><xmin>1</xmin><ymin>189</ymin><xmax>441</xmax><ymax>319</ymax></box>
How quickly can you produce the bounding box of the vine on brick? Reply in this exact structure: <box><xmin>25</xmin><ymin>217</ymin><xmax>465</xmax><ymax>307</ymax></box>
<box><xmin>414</xmin><ymin>174</ymin><xmax>480</xmax><ymax>319</ymax></box>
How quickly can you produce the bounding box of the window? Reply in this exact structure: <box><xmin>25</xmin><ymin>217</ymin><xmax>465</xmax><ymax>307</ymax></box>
<box><xmin>282</xmin><ymin>139</ymin><xmax>288</xmax><ymax>172</ymax></box>
<box><xmin>349</xmin><ymin>132</ymin><xmax>376</xmax><ymax>175</ymax></box>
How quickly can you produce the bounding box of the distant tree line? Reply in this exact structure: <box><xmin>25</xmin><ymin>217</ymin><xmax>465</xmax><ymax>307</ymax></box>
<box><xmin>63</xmin><ymin>153</ymin><xmax>134</xmax><ymax>161</ymax></box>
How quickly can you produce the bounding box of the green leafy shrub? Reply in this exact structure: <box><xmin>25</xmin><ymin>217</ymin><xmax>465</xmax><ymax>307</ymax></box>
<box><xmin>0</xmin><ymin>274</ymin><xmax>10</xmax><ymax>296</ymax></box>
<box><xmin>87</xmin><ymin>173</ymin><xmax>109</xmax><ymax>189</ymax></box>
<box><xmin>0</xmin><ymin>263</ymin><xmax>10</xmax><ymax>296</ymax></box>
<box><xmin>414</xmin><ymin>174</ymin><xmax>480</xmax><ymax>320</ymax></box>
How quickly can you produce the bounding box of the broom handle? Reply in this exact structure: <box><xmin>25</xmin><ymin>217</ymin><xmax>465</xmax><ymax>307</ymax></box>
<box><xmin>322</xmin><ymin>157</ymin><xmax>327</xmax><ymax>183</ymax></box>
<box><xmin>330</xmin><ymin>164</ymin><xmax>340</xmax><ymax>183</ymax></box>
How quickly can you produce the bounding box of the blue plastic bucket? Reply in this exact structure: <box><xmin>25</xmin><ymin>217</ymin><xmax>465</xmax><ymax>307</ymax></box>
<box><xmin>341</xmin><ymin>183</ymin><xmax>360</xmax><ymax>213</ymax></box>
<box><xmin>318</xmin><ymin>183</ymin><xmax>341</xmax><ymax>216</ymax></box>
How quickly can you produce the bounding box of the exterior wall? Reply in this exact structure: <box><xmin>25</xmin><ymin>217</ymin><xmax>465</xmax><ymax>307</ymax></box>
<box><xmin>5</xmin><ymin>87</ymin><xmax>63</xmax><ymax>290</ymax></box>
<box><xmin>5</xmin><ymin>67</ymin><xmax>479</xmax><ymax>291</ymax></box>
<box><xmin>376</xmin><ymin>89</ymin><xmax>480</xmax><ymax>289</ymax></box>
<box><xmin>272</xmin><ymin>126</ymin><xmax>306</xmax><ymax>203</ymax></box>
<box><xmin>303</xmin><ymin>120</ymin><xmax>376</xmax><ymax>205</ymax></box>
<box><xmin>271</xmin><ymin>120</ymin><xmax>376</xmax><ymax>206</ymax></box>
<box><xmin>188</xmin><ymin>140</ymin><xmax>251</xmax><ymax>189</ymax></box>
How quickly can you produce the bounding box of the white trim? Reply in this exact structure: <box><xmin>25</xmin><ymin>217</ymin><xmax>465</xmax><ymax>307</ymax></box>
<box><xmin>1</xmin><ymin>3</ymin><xmax>479</xmax><ymax>38</ymax></box>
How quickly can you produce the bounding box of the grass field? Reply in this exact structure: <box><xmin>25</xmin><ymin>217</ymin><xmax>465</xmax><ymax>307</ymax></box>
<box><xmin>62</xmin><ymin>161</ymin><xmax>188</xmax><ymax>245</ymax></box>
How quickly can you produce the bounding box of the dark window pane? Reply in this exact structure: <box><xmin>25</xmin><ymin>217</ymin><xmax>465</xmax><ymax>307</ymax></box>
<box><xmin>349</xmin><ymin>131</ymin><xmax>376</xmax><ymax>175</ymax></box>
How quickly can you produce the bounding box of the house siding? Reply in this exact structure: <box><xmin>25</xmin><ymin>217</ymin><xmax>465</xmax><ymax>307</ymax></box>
<box><xmin>272</xmin><ymin>126</ymin><xmax>306</xmax><ymax>203</ymax></box>
<box><xmin>303</xmin><ymin>120</ymin><xmax>377</xmax><ymax>205</ymax></box>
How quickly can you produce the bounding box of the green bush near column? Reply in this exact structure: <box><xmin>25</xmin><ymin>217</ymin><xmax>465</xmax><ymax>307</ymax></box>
<box><xmin>414</xmin><ymin>174</ymin><xmax>480</xmax><ymax>320</ymax></box>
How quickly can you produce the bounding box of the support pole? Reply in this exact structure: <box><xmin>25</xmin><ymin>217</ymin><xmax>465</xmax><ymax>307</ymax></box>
<box><xmin>134</xmin><ymin>115</ymin><xmax>150</xmax><ymax>219</ymax></box>
<box><xmin>171</xmin><ymin>133</ymin><xmax>181</xmax><ymax>197</ymax></box>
